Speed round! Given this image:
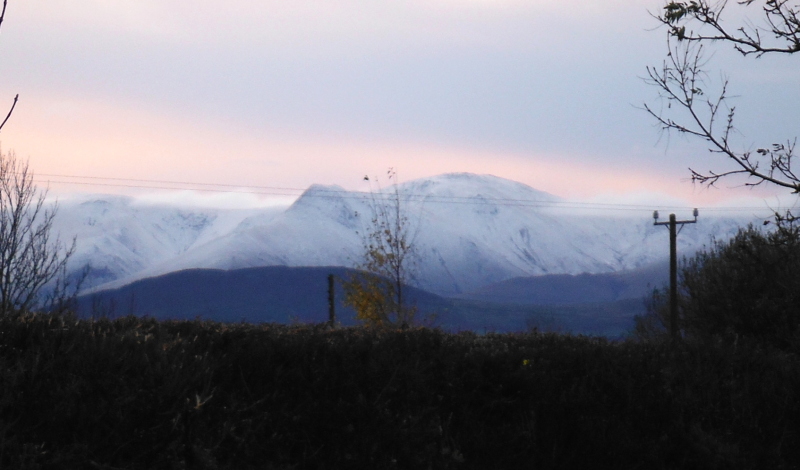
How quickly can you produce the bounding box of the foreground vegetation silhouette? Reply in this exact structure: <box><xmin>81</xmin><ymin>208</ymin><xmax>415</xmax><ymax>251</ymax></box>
<box><xmin>1</xmin><ymin>312</ymin><xmax>798</xmax><ymax>469</ymax></box>
<box><xmin>635</xmin><ymin>220</ymin><xmax>800</xmax><ymax>349</ymax></box>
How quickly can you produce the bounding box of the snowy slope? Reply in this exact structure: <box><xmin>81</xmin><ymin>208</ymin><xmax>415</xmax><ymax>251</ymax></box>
<box><xmin>54</xmin><ymin>173</ymin><xmax>754</xmax><ymax>295</ymax></box>
<box><xmin>396</xmin><ymin>174</ymin><xmax>744</xmax><ymax>293</ymax></box>
<box><xmin>51</xmin><ymin>195</ymin><xmax>265</xmax><ymax>287</ymax></box>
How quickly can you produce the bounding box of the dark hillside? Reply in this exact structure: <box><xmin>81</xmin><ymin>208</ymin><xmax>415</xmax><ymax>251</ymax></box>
<box><xmin>454</xmin><ymin>261</ymin><xmax>668</xmax><ymax>305</ymax></box>
<box><xmin>77</xmin><ymin>266</ymin><xmax>451</xmax><ymax>325</ymax></box>
<box><xmin>78</xmin><ymin>266</ymin><xmax>647</xmax><ymax>335</ymax></box>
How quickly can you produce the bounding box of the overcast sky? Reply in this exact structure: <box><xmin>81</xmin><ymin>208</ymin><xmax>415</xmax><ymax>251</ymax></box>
<box><xmin>0</xmin><ymin>1</ymin><xmax>798</xmax><ymax>211</ymax></box>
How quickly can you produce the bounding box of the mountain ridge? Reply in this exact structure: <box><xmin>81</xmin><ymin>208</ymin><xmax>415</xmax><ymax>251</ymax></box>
<box><xmin>52</xmin><ymin>172</ymin><xmax>754</xmax><ymax>296</ymax></box>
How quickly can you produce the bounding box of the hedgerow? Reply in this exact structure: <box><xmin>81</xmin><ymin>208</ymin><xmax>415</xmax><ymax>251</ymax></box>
<box><xmin>1</xmin><ymin>313</ymin><xmax>798</xmax><ymax>469</ymax></box>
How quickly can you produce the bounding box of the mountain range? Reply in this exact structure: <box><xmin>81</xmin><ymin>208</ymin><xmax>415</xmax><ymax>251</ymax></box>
<box><xmin>53</xmin><ymin>173</ymin><xmax>754</xmax><ymax>299</ymax></box>
<box><xmin>38</xmin><ymin>171</ymin><xmax>776</xmax><ymax>335</ymax></box>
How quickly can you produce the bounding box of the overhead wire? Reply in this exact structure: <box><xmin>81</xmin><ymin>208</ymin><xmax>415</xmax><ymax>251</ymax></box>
<box><xmin>31</xmin><ymin>172</ymin><xmax>796</xmax><ymax>215</ymax></box>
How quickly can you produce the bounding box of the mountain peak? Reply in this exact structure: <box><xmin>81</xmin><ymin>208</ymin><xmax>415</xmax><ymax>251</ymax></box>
<box><xmin>297</xmin><ymin>184</ymin><xmax>348</xmax><ymax>199</ymax></box>
<box><xmin>400</xmin><ymin>172</ymin><xmax>561</xmax><ymax>203</ymax></box>
<box><xmin>289</xmin><ymin>184</ymin><xmax>354</xmax><ymax>210</ymax></box>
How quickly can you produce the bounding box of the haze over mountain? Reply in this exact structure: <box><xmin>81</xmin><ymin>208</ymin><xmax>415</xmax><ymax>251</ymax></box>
<box><xmin>52</xmin><ymin>173</ymin><xmax>755</xmax><ymax>296</ymax></box>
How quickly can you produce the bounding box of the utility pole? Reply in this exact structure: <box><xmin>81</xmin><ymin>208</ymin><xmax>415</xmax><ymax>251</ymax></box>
<box><xmin>327</xmin><ymin>274</ymin><xmax>336</xmax><ymax>327</ymax></box>
<box><xmin>653</xmin><ymin>209</ymin><xmax>698</xmax><ymax>341</ymax></box>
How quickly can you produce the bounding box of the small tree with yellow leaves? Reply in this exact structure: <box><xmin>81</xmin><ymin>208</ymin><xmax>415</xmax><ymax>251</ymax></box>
<box><xmin>343</xmin><ymin>169</ymin><xmax>418</xmax><ymax>328</ymax></box>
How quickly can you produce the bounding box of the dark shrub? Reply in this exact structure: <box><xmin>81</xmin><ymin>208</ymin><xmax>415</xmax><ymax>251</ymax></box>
<box><xmin>635</xmin><ymin>221</ymin><xmax>800</xmax><ymax>349</ymax></box>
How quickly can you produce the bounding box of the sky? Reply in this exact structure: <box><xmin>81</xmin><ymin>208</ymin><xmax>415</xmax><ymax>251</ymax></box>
<box><xmin>0</xmin><ymin>0</ymin><xmax>798</xmax><ymax>213</ymax></box>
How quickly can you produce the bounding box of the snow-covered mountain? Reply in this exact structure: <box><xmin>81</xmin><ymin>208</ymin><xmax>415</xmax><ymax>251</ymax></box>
<box><xmin>52</xmin><ymin>196</ymin><xmax>268</xmax><ymax>287</ymax></box>
<box><xmin>53</xmin><ymin>173</ymin><xmax>755</xmax><ymax>296</ymax></box>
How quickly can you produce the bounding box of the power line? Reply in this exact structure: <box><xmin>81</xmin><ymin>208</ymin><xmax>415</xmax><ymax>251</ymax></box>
<box><xmin>32</xmin><ymin>173</ymin><xmax>795</xmax><ymax>214</ymax></box>
<box><xmin>37</xmin><ymin>172</ymin><xmax>607</xmax><ymax>205</ymax></box>
<box><xmin>28</xmin><ymin>173</ymin><xmax>652</xmax><ymax>207</ymax></box>
<box><xmin>36</xmin><ymin>173</ymin><xmax>313</xmax><ymax>193</ymax></box>
<box><xmin>36</xmin><ymin>180</ymin><xmax>303</xmax><ymax>196</ymax></box>
<box><xmin>31</xmin><ymin>178</ymin><xmax>688</xmax><ymax>212</ymax></box>
<box><xmin>33</xmin><ymin>177</ymin><xmax>787</xmax><ymax>213</ymax></box>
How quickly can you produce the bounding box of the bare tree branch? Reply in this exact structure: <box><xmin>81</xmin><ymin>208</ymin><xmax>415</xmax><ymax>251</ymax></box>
<box><xmin>0</xmin><ymin>3</ymin><xmax>79</xmax><ymax>313</ymax></box>
<box><xmin>0</xmin><ymin>94</ymin><xmax>18</xmax><ymax>133</ymax></box>
<box><xmin>0</xmin><ymin>0</ymin><xmax>8</xmax><ymax>31</ymax></box>
<box><xmin>0</xmin><ymin>1</ymin><xmax>17</xmax><ymax>133</ymax></box>
<box><xmin>0</xmin><ymin>150</ymin><xmax>77</xmax><ymax>315</ymax></box>
<box><xmin>658</xmin><ymin>1</ymin><xmax>800</xmax><ymax>56</ymax></box>
<box><xmin>646</xmin><ymin>3</ymin><xmax>800</xmax><ymax>193</ymax></box>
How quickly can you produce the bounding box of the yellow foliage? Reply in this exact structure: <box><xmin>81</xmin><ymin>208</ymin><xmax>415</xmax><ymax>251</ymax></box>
<box><xmin>342</xmin><ymin>271</ymin><xmax>416</xmax><ymax>328</ymax></box>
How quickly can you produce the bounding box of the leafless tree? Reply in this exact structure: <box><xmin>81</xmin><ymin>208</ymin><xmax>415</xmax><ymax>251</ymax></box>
<box><xmin>0</xmin><ymin>150</ymin><xmax>76</xmax><ymax>315</ymax></box>
<box><xmin>342</xmin><ymin>169</ymin><xmax>419</xmax><ymax>328</ymax></box>
<box><xmin>0</xmin><ymin>0</ymin><xmax>18</xmax><ymax>134</ymax></box>
<box><xmin>0</xmin><ymin>2</ymin><xmax>79</xmax><ymax>314</ymax></box>
<box><xmin>645</xmin><ymin>1</ymin><xmax>800</xmax><ymax>194</ymax></box>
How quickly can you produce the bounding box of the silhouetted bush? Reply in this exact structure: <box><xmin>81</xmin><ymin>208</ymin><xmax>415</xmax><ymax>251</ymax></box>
<box><xmin>635</xmin><ymin>222</ymin><xmax>800</xmax><ymax>349</ymax></box>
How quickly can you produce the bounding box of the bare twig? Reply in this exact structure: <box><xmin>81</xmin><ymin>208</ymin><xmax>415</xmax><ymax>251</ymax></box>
<box><xmin>0</xmin><ymin>1</ymin><xmax>17</xmax><ymax>134</ymax></box>
<box><xmin>645</xmin><ymin>3</ymin><xmax>800</xmax><ymax>193</ymax></box>
<box><xmin>0</xmin><ymin>0</ymin><xmax>8</xmax><ymax>31</ymax></box>
<box><xmin>0</xmin><ymin>94</ymin><xmax>18</xmax><ymax>133</ymax></box>
<box><xmin>0</xmin><ymin>150</ymin><xmax>77</xmax><ymax>315</ymax></box>
<box><xmin>658</xmin><ymin>1</ymin><xmax>800</xmax><ymax>56</ymax></box>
